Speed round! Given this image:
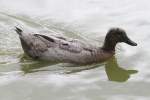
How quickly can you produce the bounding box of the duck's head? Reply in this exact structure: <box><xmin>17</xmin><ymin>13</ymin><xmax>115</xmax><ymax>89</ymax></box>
<box><xmin>102</xmin><ymin>28</ymin><xmax>137</xmax><ymax>51</ymax></box>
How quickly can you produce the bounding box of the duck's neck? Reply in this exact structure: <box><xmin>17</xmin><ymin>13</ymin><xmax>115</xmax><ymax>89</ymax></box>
<box><xmin>102</xmin><ymin>39</ymin><xmax>117</xmax><ymax>51</ymax></box>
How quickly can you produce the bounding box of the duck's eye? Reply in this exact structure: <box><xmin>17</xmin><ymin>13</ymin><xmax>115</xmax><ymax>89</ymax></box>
<box><xmin>117</xmin><ymin>33</ymin><xmax>122</xmax><ymax>38</ymax></box>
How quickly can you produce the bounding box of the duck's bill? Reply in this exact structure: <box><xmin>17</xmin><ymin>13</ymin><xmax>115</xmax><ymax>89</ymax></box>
<box><xmin>125</xmin><ymin>38</ymin><xmax>137</xmax><ymax>46</ymax></box>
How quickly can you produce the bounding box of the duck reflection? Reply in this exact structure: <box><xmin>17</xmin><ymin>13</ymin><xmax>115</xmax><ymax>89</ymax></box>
<box><xmin>105</xmin><ymin>56</ymin><xmax>138</xmax><ymax>82</ymax></box>
<box><xmin>21</xmin><ymin>61</ymin><xmax>54</xmax><ymax>74</ymax></box>
<box><xmin>20</xmin><ymin>54</ymin><xmax>59</xmax><ymax>74</ymax></box>
<box><xmin>20</xmin><ymin>54</ymin><xmax>138</xmax><ymax>82</ymax></box>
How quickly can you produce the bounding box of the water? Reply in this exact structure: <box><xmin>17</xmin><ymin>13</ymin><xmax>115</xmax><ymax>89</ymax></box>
<box><xmin>0</xmin><ymin>0</ymin><xmax>150</xmax><ymax>100</ymax></box>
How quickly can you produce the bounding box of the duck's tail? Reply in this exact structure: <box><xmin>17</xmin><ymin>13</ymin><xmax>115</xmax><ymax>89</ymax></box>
<box><xmin>15</xmin><ymin>26</ymin><xmax>23</xmax><ymax>36</ymax></box>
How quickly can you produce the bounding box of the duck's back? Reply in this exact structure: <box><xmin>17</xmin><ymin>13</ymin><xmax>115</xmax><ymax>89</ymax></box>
<box><xmin>38</xmin><ymin>35</ymin><xmax>98</xmax><ymax>64</ymax></box>
<box><xmin>17</xmin><ymin>31</ymin><xmax>98</xmax><ymax>64</ymax></box>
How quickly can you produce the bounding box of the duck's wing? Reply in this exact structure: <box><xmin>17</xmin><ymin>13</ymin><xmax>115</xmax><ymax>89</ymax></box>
<box><xmin>36</xmin><ymin>34</ymin><xmax>94</xmax><ymax>53</ymax></box>
<box><xmin>58</xmin><ymin>38</ymin><xmax>95</xmax><ymax>53</ymax></box>
<box><xmin>58</xmin><ymin>41</ymin><xmax>83</xmax><ymax>53</ymax></box>
<box><xmin>31</xmin><ymin>34</ymin><xmax>80</xmax><ymax>53</ymax></box>
<box><xmin>31</xmin><ymin>34</ymin><xmax>56</xmax><ymax>51</ymax></box>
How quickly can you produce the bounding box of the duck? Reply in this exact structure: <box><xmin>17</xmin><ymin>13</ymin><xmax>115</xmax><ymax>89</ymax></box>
<box><xmin>15</xmin><ymin>27</ymin><xmax>137</xmax><ymax>65</ymax></box>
